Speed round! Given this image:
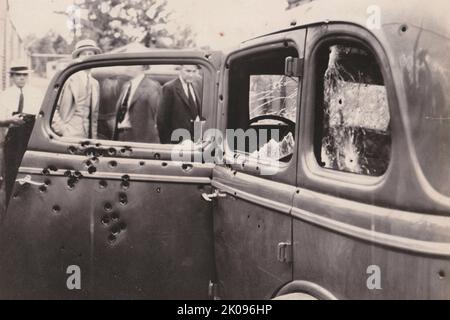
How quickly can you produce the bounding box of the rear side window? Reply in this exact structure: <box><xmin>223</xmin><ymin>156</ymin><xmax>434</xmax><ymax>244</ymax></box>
<box><xmin>314</xmin><ymin>42</ymin><xmax>391</xmax><ymax>176</ymax></box>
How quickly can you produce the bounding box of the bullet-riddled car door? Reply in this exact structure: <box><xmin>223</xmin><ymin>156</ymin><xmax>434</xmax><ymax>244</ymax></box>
<box><xmin>211</xmin><ymin>30</ymin><xmax>306</xmax><ymax>299</ymax></box>
<box><xmin>0</xmin><ymin>52</ymin><xmax>222</xmax><ymax>299</ymax></box>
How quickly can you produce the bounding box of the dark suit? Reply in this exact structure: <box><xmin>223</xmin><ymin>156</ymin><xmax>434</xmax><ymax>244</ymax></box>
<box><xmin>157</xmin><ymin>78</ymin><xmax>202</xmax><ymax>144</ymax></box>
<box><xmin>113</xmin><ymin>76</ymin><xmax>162</xmax><ymax>143</ymax></box>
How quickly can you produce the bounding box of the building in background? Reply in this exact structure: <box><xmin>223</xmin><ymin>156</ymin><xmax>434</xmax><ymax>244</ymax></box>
<box><xmin>0</xmin><ymin>0</ymin><xmax>27</xmax><ymax>91</ymax></box>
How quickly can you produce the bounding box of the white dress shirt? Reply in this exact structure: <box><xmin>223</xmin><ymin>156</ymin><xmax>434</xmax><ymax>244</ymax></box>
<box><xmin>179</xmin><ymin>76</ymin><xmax>197</xmax><ymax>104</ymax></box>
<box><xmin>0</xmin><ymin>85</ymin><xmax>43</xmax><ymax>121</ymax></box>
<box><xmin>118</xmin><ymin>74</ymin><xmax>145</xmax><ymax>129</ymax></box>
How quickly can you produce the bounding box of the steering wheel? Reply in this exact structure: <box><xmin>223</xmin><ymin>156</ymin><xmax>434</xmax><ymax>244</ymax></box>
<box><xmin>248</xmin><ymin>114</ymin><xmax>295</xmax><ymax>134</ymax></box>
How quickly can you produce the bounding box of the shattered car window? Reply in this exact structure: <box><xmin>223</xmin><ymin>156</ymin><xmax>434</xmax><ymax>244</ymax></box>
<box><xmin>249</xmin><ymin>75</ymin><xmax>298</xmax><ymax>123</ymax></box>
<box><xmin>248</xmin><ymin>75</ymin><xmax>298</xmax><ymax>162</ymax></box>
<box><xmin>318</xmin><ymin>44</ymin><xmax>391</xmax><ymax>176</ymax></box>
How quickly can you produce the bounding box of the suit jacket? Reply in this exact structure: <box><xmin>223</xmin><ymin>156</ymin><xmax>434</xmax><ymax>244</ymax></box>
<box><xmin>52</xmin><ymin>71</ymin><xmax>100</xmax><ymax>138</ymax></box>
<box><xmin>113</xmin><ymin>76</ymin><xmax>162</xmax><ymax>143</ymax></box>
<box><xmin>157</xmin><ymin>78</ymin><xmax>202</xmax><ymax>144</ymax></box>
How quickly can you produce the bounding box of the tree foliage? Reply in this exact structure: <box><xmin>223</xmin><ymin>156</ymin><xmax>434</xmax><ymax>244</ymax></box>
<box><xmin>58</xmin><ymin>0</ymin><xmax>196</xmax><ymax>51</ymax></box>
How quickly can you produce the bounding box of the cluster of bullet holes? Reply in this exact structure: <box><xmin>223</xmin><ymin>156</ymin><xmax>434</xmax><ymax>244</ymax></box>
<box><xmin>101</xmin><ymin>190</ymin><xmax>129</xmax><ymax>244</ymax></box>
<box><xmin>64</xmin><ymin>170</ymin><xmax>83</xmax><ymax>189</ymax></box>
<box><xmin>101</xmin><ymin>205</ymin><xmax>127</xmax><ymax>245</ymax></box>
<box><xmin>67</xmin><ymin>141</ymin><xmax>133</xmax><ymax>159</ymax></box>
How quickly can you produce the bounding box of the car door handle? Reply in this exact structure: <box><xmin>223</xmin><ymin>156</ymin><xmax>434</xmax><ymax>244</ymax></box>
<box><xmin>16</xmin><ymin>175</ymin><xmax>45</xmax><ymax>186</ymax></box>
<box><xmin>201</xmin><ymin>189</ymin><xmax>227</xmax><ymax>202</ymax></box>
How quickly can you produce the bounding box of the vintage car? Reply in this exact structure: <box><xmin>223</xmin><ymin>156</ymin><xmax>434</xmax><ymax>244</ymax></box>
<box><xmin>0</xmin><ymin>0</ymin><xmax>449</xmax><ymax>299</ymax></box>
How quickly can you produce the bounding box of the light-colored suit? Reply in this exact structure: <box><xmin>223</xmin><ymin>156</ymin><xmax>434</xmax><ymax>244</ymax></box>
<box><xmin>52</xmin><ymin>71</ymin><xmax>100</xmax><ymax>138</ymax></box>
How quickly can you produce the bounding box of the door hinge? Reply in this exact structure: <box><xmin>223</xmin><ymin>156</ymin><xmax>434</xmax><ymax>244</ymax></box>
<box><xmin>277</xmin><ymin>242</ymin><xmax>292</xmax><ymax>264</ymax></box>
<box><xmin>285</xmin><ymin>57</ymin><xmax>304</xmax><ymax>77</ymax></box>
<box><xmin>201</xmin><ymin>189</ymin><xmax>226</xmax><ymax>202</ymax></box>
<box><xmin>208</xmin><ymin>280</ymin><xmax>221</xmax><ymax>300</ymax></box>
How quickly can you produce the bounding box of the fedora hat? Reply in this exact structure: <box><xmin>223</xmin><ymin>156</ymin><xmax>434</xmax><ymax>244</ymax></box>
<box><xmin>9</xmin><ymin>60</ymin><xmax>33</xmax><ymax>75</ymax></box>
<box><xmin>72</xmin><ymin>39</ymin><xmax>102</xmax><ymax>58</ymax></box>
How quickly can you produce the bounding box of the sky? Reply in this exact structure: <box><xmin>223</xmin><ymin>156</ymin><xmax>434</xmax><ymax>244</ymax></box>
<box><xmin>8</xmin><ymin>0</ymin><xmax>289</xmax><ymax>49</ymax></box>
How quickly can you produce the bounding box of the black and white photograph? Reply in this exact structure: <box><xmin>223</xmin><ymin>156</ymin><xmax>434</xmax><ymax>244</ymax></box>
<box><xmin>0</xmin><ymin>0</ymin><xmax>449</xmax><ymax>303</ymax></box>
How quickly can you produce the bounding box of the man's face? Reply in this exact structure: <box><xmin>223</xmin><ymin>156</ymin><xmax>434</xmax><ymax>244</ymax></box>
<box><xmin>11</xmin><ymin>73</ymin><xmax>28</xmax><ymax>88</ymax></box>
<box><xmin>179</xmin><ymin>66</ymin><xmax>198</xmax><ymax>83</ymax></box>
<box><xmin>78</xmin><ymin>50</ymin><xmax>97</xmax><ymax>60</ymax></box>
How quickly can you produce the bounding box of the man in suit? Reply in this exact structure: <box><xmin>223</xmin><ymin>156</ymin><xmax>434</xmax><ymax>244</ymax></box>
<box><xmin>114</xmin><ymin>65</ymin><xmax>162</xmax><ymax>143</ymax></box>
<box><xmin>0</xmin><ymin>61</ymin><xmax>44</xmax><ymax>206</ymax></box>
<box><xmin>52</xmin><ymin>39</ymin><xmax>101</xmax><ymax>139</ymax></box>
<box><xmin>157</xmin><ymin>65</ymin><xmax>202</xmax><ymax>144</ymax></box>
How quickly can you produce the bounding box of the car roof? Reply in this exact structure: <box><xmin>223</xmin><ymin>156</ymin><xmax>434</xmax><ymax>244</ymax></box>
<box><xmin>244</xmin><ymin>0</ymin><xmax>449</xmax><ymax>44</ymax></box>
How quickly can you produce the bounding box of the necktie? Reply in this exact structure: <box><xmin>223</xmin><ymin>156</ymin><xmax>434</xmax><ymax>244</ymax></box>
<box><xmin>118</xmin><ymin>82</ymin><xmax>131</xmax><ymax>123</ymax></box>
<box><xmin>18</xmin><ymin>88</ymin><xmax>24</xmax><ymax>113</ymax></box>
<box><xmin>187</xmin><ymin>83</ymin><xmax>199</xmax><ymax>116</ymax></box>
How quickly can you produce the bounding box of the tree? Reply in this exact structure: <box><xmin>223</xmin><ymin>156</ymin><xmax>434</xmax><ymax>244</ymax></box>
<box><xmin>57</xmin><ymin>0</ymin><xmax>196</xmax><ymax>51</ymax></box>
<box><xmin>25</xmin><ymin>32</ymin><xmax>71</xmax><ymax>76</ymax></box>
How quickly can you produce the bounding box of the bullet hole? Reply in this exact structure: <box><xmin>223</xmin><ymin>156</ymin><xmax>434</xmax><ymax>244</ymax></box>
<box><xmin>161</xmin><ymin>162</ymin><xmax>168</xmax><ymax>167</ymax></box>
<box><xmin>121</xmin><ymin>181</ymin><xmax>130</xmax><ymax>190</ymax></box>
<box><xmin>219</xmin><ymin>94</ymin><xmax>224</xmax><ymax>101</ymax></box>
<box><xmin>85</xmin><ymin>160</ymin><xmax>93</xmax><ymax>167</ymax></box>
<box><xmin>438</xmin><ymin>270</ymin><xmax>446</xmax><ymax>279</ymax></box>
<box><xmin>88</xmin><ymin>166</ymin><xmax>97</xmax><ymax>174</ymax></box>
<box><xmin>154</xmin><ymin>153</ymin><xmax>161</xmax><ymax>160</ymax></box>
<box><xmin>290</xmin><ymin>20</ymin><xmax>297</xmax><ymax>27</ymax></box>
<box><xmin>119</xmin><ymin>222</ymin><xmax>127</xmax><ymax>231</ymax></box>
<box><xmin>49</xmin><ymin>135</ymin><xmax>54</xmax><ymax>140</ymax></box>
<box><xmin>205</xmin><ymin>53</ymin><xmax>211</xmax><ymax>59</ymax></box>
<box><xmin>182</xmin><ymin>163</ymin><xmax>193</xmax><ymax>172</ymax></box>
<box><xmin>104</xmin><ymin>203</ymin><xmax>113</xmax><ymax>212</ymax></box>
<box><xmin>108</xmin><ymin>234</ymin><xmax>117</xmax><ymax>244</ymax></box>
<box><xmin>400</xmin><ymin>24</ymin><xmax>408</xmax><ymax>33</ymax></box>
<box><xmin>138</xmin><ymin>161</ymin><xmax>145</xmax><ymax>167</ymax></box>
<box><xmin>109</xmin><ymin>160</ymin><xmax>118</xmax><ymax>168</ymax></box>
<box><xmin>91</xmin><ymin>157</ymin><xmax>99</xmax><ymax>164</ymax></box>
<box><xmin>39</xmin><ymin>111</ymin><xmax>44</xmax><ymax>117</ymax></box>
<box><xmin>247</xmin><ymin>215</ymin><xmax>250</xmax><ymax>219</ymax></box>
<box><xmin>233</xmin><ymin>171</ymin><xmax>237</xmax><ymax>176</ymax></box>
<box><xmin>48</xmin><ymin>165</ymin><xmax>58</xmax><ymax>172</ymax></box>
<box><xmin>101</xmin><ymin>216</ymin><xmax>110</xmax><ymax>225</ymax></box>
<box><xmin>111</xmin><ymin>225</ymin><xmax>121</xmax><ymax>236</ymax></box>
<box><xmin>257</xmin><ymin>224</ymin><xmax>261</xmax><ymax>229</ymax></box>
<box><xmin>284</xmin><ymin>40</ymin><xmax>289</xmax><ymax>47</ymax></box>
<box><xmin>52</xmin><ymin>205</ymin><xmax>61</xmax><ymax>214</ymax></box>
<box><xmin>39</xmin><ymin>185</ymin><xmax>47</xmax><ymax>193</ymax></box>
<box><xmin>42</xmin><ymin>168</ymin><xmax>50</xmax><ymax>176</ymax></box>
<box><xmin>119</xmin><ymin>193</ymin><xmax>128</xmax><ymax>205</ymax></box>
<box><xmin>99</xmin><ymin>180</ymin><xmax>108</xmax><ymax>189</ymax></box>
<box><xmin>12</xmin><ymin>192</ymin><xmax>19</xmax><ymax>199</ymax></box>
<box><xmin>121</xmin><ymin>174</ymin><xmax>130</xmax><ymax>182</ymax></box>
<box><xmin>296</xmin><ymin>189</ymin><xmax>300</xmax><ymax>194</ymax></box>
<box><xmin>68</xmin><ymin>146</ymin><xmax>77</xmax><ymax>154</ymax></box>
<box><xmin>95</xmin><ymin>143</ymin><xmax>102</xmax><ymax>148</ymax></box>
<box><xmin>256</xmin><ymin>167</ymin><xmax>260</xmax><ymax>172</ymax></box>
<box><xmin>156</xmin><ymin>187</ymin><xmax>161</xmax><ymax>193</ymax></box>
<box><xmin>74</xmin><ymin>171</ymin><xmax>82</xmax><ymax>178</ymax></box>
<box><xmin>108</xmin><ymin>148</ymin><xmax>117</xmax><ymax>156</ymax></box>
<box><xmin>64</xmin><ymin>170</ymin><xmax>72</xmax><ymax>177</ymax></box>
<box><xmin>338</xmin><ymin>99</ymin><xmax>343</xmax><ymax>105</ymax></box>
<box><xmin>225</xmin><ymin>63</ymin><xmax>229</xmax><ymax>69</ymax></box>
<box><xmin>67</xmin><ymin>178</ymin><xmax>77</xmax><ymax>189</ymax></box>
<box><xmin>111</xmin><ymin>212</ymin><xmax>120</xmax><ymax>221</ymax></box>
<box><xmin>44</xmin><ymin>179</ymin><xmax>51</xmax><ymax>186</ymax></box>
<box><xmin>81</xmin><ymin>141</ymin><xmax>90</xmax><ymax>147</ymax></box>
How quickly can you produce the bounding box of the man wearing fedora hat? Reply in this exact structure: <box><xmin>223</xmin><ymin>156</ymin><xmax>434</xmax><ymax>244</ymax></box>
<box><xmin>52</xmin><ymin>39</ymin><xmax>101</xmax><ymax>139</ymax></box>
<box><xmin>0</xmin><ymin>60</ymin><xmax>43</xmax><ymax>205</ymax></box>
